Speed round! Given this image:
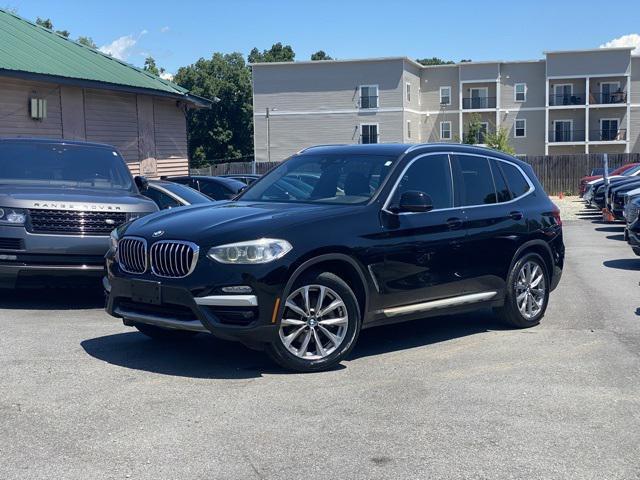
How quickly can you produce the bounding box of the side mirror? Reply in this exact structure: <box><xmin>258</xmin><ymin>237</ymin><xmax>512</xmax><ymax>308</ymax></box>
<box><xmin>134</xmin><ymin>175</ymin><xmax>149</xmax><ymax>192</ymax></box>
<box><xmin>398</xmin><ymin>191</ymin><xmax>433</xmax><ymax>213</ymax></box>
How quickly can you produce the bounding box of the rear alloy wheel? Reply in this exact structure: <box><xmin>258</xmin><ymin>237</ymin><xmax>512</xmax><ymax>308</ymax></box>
<box><xmin>496</xmin><ymin>253</ymin><xmax>550</xmax><ymax>328</ymax></box>
<box><xmin>267</xmin><ymin>272</ymin><xmax>361</xmax><ymax>372</ymax></box>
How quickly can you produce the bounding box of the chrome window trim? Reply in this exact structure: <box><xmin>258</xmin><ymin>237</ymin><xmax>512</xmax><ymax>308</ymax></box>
<box><xmin>149</xmin><ymin>240</ymin><xmax>200</xmax><ymax>278</ymax></box>
<box><xmin>149</xmin><ymin>184</ymin><xmax>189</xmax><ymax>206</ymax></box>
<box><xmin>381</xmin><ymin>151</ymin><xmax>535</xmax><ymax>215</ymax></box>
<box><xmin>117</xmin><ymin>236</ymin><xmax>148</xmax><ymax>274</ymax></box>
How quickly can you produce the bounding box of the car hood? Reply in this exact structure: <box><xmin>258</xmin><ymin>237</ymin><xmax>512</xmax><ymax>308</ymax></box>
<box><xmin>123</xmin><ymin>200</ymin><xmax>361</xmax><ymax>245</ymax></box>
<box><xmin>0</xmin><ymin>185</ymin><xmax>156</xmax><ymax>212</ymax></box>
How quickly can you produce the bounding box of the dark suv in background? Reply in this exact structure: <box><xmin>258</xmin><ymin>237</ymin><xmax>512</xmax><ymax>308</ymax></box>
<box><xmin>105</xmin><ymin>144</ymin><xmax>564</xmax><ymax>372</ymax></box>
<box><xmin>0</xmin><ymin>138</ymin><xmax>157</xmax><ymax>289</ymax></box>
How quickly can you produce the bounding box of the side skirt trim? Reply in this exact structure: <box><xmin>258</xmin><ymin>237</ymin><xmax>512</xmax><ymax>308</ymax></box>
<box><xmin>382</xmin><ymin>291</ymin><xmax>498</xmax><ymax>317</ymax></box>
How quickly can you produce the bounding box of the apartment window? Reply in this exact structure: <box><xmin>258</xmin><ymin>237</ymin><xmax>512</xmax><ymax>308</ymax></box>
<box><xmin>600</xmin><ymin>82</ymin><xmax>623</xmax><ymax>104</ymax></box>
<box><xmin>406</xmin><ymin>83</ymin><xmax>411</xmax><ymax>103</ymax></box>
<box><xmin>515</xmin><ymin>83</ymin><xmax>527</xmax><ymax>102</ymax></box>
<box><xmin>360</xmin><ymin>124</ymin><xmax>379</xmax><ymax>144</ymax></box>
<box><xmin>600</xmin><ymin>118</ymin><xmax>620</xmax><ymax>141</ymax></box>
<box><xmin>552</xmin><ymin>120</ymin><xmax>573</xmax><ymax>142</ymax></box>
<box><xmin>440</xmin><ymin>86</ymin><xmax>451</xmax><ymax>105</ymax></box>
<box><xmin>407</xmin><ymin>120</ymin><xmax>411</xmax><ymax>139</ymax></box>
<box><xmin>440</xmin><ymin>121</ymin><xmax>452</xmax><ymax>140</ymax></box>
<box><xmin>514</xmin><ymin>119</ymin><xmax>526</xmax><ymax>138</ymax></box>
<box><xmin>359</xmin><ymin>85</ymin><xmax>378</xmax><ymax>109</ymax></box>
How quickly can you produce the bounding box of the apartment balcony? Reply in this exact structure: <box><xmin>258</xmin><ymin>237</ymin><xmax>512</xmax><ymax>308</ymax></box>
<box><xmin>589</xmin><ymin>92</ymin><xmax>627</xmax><ymax>105</ymax></box>
<box><xmin>548</xmin><ymin>93</ymin><xmax>585</xmax><ymax>107</ymax></box>
<box><xmin>548</xmin><ymin>129</ymin><xmax>585</xmax><ymax>142</ymax></box>
<box><xmin>589</xmin><ymin>129</ymin><xmax>627</xmax><ymax>142</ymax></box>
<box><xmin>462</xmin><ymin>97</ymin><xmax>496</xmax><ymax>110</ymax></box>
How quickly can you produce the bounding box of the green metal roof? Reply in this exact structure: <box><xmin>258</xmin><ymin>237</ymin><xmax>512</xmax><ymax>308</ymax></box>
<box><xmin>0</xmin><ymin>9</ymin><xmax>211</xmax><ymax>106</ymax></box>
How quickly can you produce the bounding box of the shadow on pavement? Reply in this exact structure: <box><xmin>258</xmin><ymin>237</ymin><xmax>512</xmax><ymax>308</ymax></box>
<box><xmin>81</xmin><ymin>309</ymin><xmax>506</xmax><ymax>379</ymax></box>
<box><xmin>0</xmin><ymin>286</ymin><xmax>104</xmax><ymax>310</ymax></box>
<box><xmin>603</xmin><ymin>259</ymin><xmax>640</xmax><ymax>271</ymax></box>
<box><xmin>606</xmin><ymin>234</ymin><xmax>626</xmax><ymax>241</ymax></box>
<box><xmin>596</xmin><ymin>226</ymin><xmax>625</xmax><ymax>233</ymax></box>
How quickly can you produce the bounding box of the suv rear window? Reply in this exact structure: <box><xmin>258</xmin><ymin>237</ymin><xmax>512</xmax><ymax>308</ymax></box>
<box><xmin>0</xmin><ymin>142</ymin><xmax>133</xmax><ymax>190</ymax></box>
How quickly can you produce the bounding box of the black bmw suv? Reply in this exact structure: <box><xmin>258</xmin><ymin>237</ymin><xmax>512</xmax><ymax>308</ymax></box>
<box><xmin>105</xmin><ymin>144</ymin><xmax>564</xmax><ymax>372</ymax></box>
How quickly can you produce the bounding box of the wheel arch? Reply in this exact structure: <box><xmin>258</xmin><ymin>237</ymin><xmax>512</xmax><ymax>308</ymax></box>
<box><xmin>278</xmin><ymin>253</ymin><xmax>370</xmax><ymax>324</ymax></box>
<box><xmin>509</xmin><ymin>239</ymin><xmax>555</xmax><ymax>281</ymax></box>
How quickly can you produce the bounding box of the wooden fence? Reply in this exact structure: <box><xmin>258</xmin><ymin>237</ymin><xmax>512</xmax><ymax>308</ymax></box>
<box><xmin>191</xmin><ymin>153</ymin><xmax>640</xmax><ymax>196</ymax></box>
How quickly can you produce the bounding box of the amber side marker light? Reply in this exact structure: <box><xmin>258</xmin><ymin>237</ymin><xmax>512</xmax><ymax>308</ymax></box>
<box><xmin>271</xmin><ymin>297</ymin><xmax>281</xmax><ymax>323</ymax></box>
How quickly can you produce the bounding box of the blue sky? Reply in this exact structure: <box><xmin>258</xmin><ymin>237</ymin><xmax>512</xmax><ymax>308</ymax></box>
<box><xmin>5</xmin><ymin>0</ymin><xmax>640</xmax><ymax>75</ymax></box>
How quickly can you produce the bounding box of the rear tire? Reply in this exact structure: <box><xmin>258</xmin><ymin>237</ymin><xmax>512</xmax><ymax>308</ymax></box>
<box><xmin>133</xmin><ymin>323</ymin><xmax>199</xmax><ymax>340</ymax></box>
<box><xmin>266</xmin><ymin>272</ymin><xmax>361</xmax><ymax>372</ymax></box>
<box><xmin>496</xmin><ymin>253</ymin><xmax>549</xmax><ymax>328</ymax></box>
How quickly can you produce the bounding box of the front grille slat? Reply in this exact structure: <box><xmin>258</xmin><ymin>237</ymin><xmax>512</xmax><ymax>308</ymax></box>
<box><xmin>0</xmin><ymin>237</ymin><xmax>24</xmax><ymax>250</ymax></box>
<box><xmin>28</xmin><ymin>209</ymin><xmax>127</xmax><ymax>236</ymax></box>
<box><xmin>150</xmin><ymin>240</ymin><xmax>199</xmax><ymax>278</ymax></box>
<box><xmin>118</xmin><ymin>237</ymin><xmax>147</xmax><ymax>274</ymax></box>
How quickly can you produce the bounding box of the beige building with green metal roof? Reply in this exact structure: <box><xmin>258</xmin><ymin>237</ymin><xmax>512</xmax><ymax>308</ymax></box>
<box><xmin>0</xmin><ymin>9</ymin><xmax>211</xmax><ymax>177</ymax></box>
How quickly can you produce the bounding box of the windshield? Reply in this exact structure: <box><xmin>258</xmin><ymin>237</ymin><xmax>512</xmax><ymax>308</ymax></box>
<box><xmin>238</xmin><ymin>154</ymin><xmax>397</xmax><ymax>204</ymax></box>
<box><xmin>0</xmin><ymin>142</ymin><xmax>134</xmax><ymax>190</ymax></box>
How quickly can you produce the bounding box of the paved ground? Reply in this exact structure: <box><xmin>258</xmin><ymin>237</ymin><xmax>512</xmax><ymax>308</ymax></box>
<box><xmin>1</xmin><ymin>212</ymin><xmax>639</xmax><ymax>479</ymax></box>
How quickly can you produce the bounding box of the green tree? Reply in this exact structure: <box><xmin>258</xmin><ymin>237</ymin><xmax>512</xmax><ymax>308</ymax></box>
<box><xmin>174</xmin><ymin>52</ymin><xmax>253</xmax><ymax>167</ymax></box>
<box><xmin>144</xmin><ymin>56</ymin><xmax>160</xmax><ymax>76</ymax></box>
<box><xmin>485</xmin><ymin>127</ymin><xmax>516</xmax><ymax>155</ymax></box>
<box><xmin>416</xmin><ymin>57</ymin><xmax>454</xmax><ymax>66</ymax></box>
<box><xmin>35</xmin><ymin>17</ymin><xmax>69</xmax><ymax>37</ymax></box>
<box><xmin>77</xmin><ymin>36</ymin><xmax>97</xmax><ymax>49</ymax></box>
<box><xmin>311</xmin><ymin>50</ymin><xmax>332</xmax><ymax>61</ymax></box>
<box><xmin>463</xmin><ymin>113</ymin><xmax>484</xmax><ymax>145</ymax></box>
<box><xmin>248</xmin><ymin>42</ymin><xmax>295</xmax><ymax>63</ymax></box>
<box><xmin>460</xmin><ymin>59</ymin><xmax>473</xmax><ymax>63</ymax></box>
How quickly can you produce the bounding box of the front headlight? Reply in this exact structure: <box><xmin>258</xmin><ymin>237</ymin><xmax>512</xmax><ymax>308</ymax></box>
<box><xmin>0</xmin><ymin>207</ymin><xmax>27</xmax><ymax>225</ymax></box>
<box><xmin>207</xmin><ymin>238</ymin><xmax>292</xmax><ymax>264</ymax></box>
<box><xmin>109</xmin><ymin>229</ymin><xmax>119</xmax><ymax>253</ymax></box>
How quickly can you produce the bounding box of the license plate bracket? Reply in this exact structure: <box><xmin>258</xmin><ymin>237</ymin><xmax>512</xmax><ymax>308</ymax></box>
<box><xmin>130</xmin><ymin>280</ymin><xmax>162</xmax><ymax>305</ymax></box>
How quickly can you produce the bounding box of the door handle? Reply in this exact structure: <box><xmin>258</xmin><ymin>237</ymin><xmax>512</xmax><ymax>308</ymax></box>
<box><xmin>446</xmin><ymin>217</ymin><xmax>463</xmax><ymax>230</ymax></box>
<box><xmin>509</xmin><ymin>211</ymin><xmax>524</xmax><ymax>220</ymax></box>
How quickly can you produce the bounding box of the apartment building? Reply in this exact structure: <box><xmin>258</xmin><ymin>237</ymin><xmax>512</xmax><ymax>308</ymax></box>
<box><xmin>251</xmin><ymin>47</ymin><xmax>640</xmax><ymax>161</ymax></box>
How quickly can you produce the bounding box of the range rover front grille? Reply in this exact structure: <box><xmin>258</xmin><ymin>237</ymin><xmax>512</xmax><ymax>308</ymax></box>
<box><xmin>28</xmin><ymin>209</ymin><xmax>127</xmax><ymax>235</ymax></box>
<box><xmin>150</xmin><ymin>241</ymin><xmax>199</xmax><ymax>278</ymax></box>
<box><xmin>117</xmin><ymin>237</ymin><xmax>147</xmax><ymax>274</ymax></box>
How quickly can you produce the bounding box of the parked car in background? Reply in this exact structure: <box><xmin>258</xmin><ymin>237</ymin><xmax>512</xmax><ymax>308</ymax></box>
<box><xmin>0</xmin><ymin>138</ymin><xmax>157</xmax><ymax>289</ymax></box>
<box><xmin>141</xmin><ymin>180</ymin><xmax>213</xmax><ymax>210</ymax></box>
<box><xmin>105</xmin><ymin>143</ymin><xmax>564</xmax><ymax>372</ymax></box>
<box><xmin>218</xmin><ymin>174</ymin><xmax>262</xmax><ymax>185</ymax></box>
<box><xmin>584</xmin><ymin>165</ymin><xmax>640</xmax><ymax>207</ymax></box>
<box><xmin>606</xmin><ymin>178</ymin><xmax>640</xmax><ymax>220</ymax></box>
<box><xmin>626</xmin><ymin>197</ymin><xmax>640</xmax><ymax>255</ymax></box>
<box><xmin>168</xmin><ymin>176</ymin><xmax>246</xmax><ymax>200</ymax></box>
<box><xmin>579</xmin><ymin>163</ymin><xmax>639</xmax><ymax>197</ymax></box>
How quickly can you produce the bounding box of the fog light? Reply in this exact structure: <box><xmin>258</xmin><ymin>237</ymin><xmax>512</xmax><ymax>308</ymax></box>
<box><xmin>0</xmin><ymin>254</ymin><xmax>17</xmax><ymax>261</ymax></box>
<box><xmin>221</xmin><ymin>285</ymin><xmax>253</xmax><ymax>294</ymax></box>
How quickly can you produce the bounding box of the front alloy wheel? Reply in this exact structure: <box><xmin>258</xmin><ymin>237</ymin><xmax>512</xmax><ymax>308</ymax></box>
<box><xmin>267</xmin><ymin>272</ymin><xmax>361</xmax><ymax>372</ymax></box>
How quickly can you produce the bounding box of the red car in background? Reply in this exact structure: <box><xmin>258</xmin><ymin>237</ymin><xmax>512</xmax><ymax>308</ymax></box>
<box><xmin>579</xmin><ymin>163</ymin><xmax>639</xmax><ymax>197</ymax></box>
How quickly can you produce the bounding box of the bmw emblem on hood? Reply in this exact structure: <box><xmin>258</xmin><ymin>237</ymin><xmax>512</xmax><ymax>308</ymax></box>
<box><xmin>152</xmin><ymin>230</ymin><xmax>165</xmax><ymax>238</ymax></box>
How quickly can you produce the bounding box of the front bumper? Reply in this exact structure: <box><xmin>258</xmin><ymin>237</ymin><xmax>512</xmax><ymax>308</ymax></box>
<box><xmin>104</xmin><ymin>256</ymin><xmax>282</xmax><ymax>347</ymax></box>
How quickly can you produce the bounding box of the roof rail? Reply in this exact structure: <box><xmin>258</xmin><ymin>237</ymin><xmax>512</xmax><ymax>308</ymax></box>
<box><xmin>297</xmin><ymin>144</ymin><xmax>348</xmax><ymax>154</ymax></box>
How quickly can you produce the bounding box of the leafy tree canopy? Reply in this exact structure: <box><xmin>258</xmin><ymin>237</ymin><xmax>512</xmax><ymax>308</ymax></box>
<box><xmin>311</xmin><ymin>50</ymin><xmax>333</xmax><ymax>61</ymax></box>
<box><xmin>416</xmin><ymin>57</ymin><xmax>454</xmax><ymax>66</ymax></box>
<box><xmin>77</xmin><ymin>36</ymin><xmax>97</xmax><ymax>49</ymax></box>
<box><xmin>143</xmin><ymin>56</ymin><xmax>161</xmax><ymax>76</ymax></box>
<box><xmin>36</xmin><ymin>17</ymin><xmax>69</xmax><ymax>37</ymax></box>
<box><xmin>174</xmin><ymin>52</ymin><xmax>253</xmax><ymax>167</ymax></box>
<box><xmin>485</xmin><ymin>127</ymin><xmax>516</xmax><ymax>155</ymax></box>
<box><xmin>248</xmin><ymin>42</ymin><xmax>295</xmax><ymax>63</ymax></box>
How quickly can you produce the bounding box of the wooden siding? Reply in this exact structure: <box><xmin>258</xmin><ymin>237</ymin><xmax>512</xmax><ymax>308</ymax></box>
<box><xmin>154</xmin><ymin>98</ymin><xmax>188</xmax><ymax>176</ymax></box>
<box><xmin>0</xmin><ymin>77</ymin><xmax>62</xmax><ymax>138</ymax></box>
<box><xmin>85</xmin><ymin>89</ymin><xmax>139</xmax><ymax>169</ymax></box>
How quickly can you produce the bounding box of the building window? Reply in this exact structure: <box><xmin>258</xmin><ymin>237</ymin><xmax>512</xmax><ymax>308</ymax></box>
<box><xmin>440</xmin><ymin>121</ymin><xmax>452</xmax><ymax>140</ymax></box>
<box><xmin>514</xmin><ymin>119</ymin><xmax>526</xmax><ymax>138</ymax></box>
<box><xmin>361</xmin><ymin>124</ymin><xmax>379</xmax><ymax>144</ymax></box>
<box><xmin>359</xmin><ymin>85</ymin><xmax>378</xmax><ymax>109</ymax></box>
<box><xmin>515</xmin><ymin>83</ymin><xmax>527</xmax><ymax>102</ymax></box>
<box><xmin>440</xmin><ymin>86</ymin><xmax>451</xmax><ymax>105</ymax></box>
<box><xmin>407</xmin><ymin>120</ymin><xmax>411</xmax><ymax>139</ymax></box>
<box><xmin>406</xmin><ymin>83</ymin><xmax>411</xmax><ymax>103</ymax></box>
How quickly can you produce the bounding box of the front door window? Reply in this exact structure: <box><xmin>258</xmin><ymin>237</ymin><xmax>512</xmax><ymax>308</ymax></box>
<box><xmin>470</xmin><ymin>88</ymin><xmax>488</xmax><ymax>109</ymax></box>
<box><xmin>601</xmin><ymin>119</ymin><xmax>618</xmax><ymax>141</ymax></box>
<box><xmin>554</xmin><ymin>121</ymin><xmax>572</xmax><ymax>142</ymax></box>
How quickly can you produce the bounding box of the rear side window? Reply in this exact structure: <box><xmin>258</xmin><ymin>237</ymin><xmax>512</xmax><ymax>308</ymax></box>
<box><xmin>199</xmin><ymin>181</ymin><xmax>227</xmax><ymax>200</ymax></box>
<box><xmin>489</xmin><ymin>159</ymin><xmax>512</xmax><ymax>202</ymax></box>
<box><xmin>390</xmin><ymin>154</ymin><xmax>453</xmax><ymax>209</ymax></box>
<box><xmin>499</xmin><ymin>161</ymin><xmax>531</xmax><ymax>198</ymax></box>
<box><xmin>454</xmin><ymin>155</ymin><xmax>497</xmax><ymax>206</ymax></box>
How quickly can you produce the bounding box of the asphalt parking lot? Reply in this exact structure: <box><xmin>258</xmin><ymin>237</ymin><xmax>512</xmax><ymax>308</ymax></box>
<box><xmin>1</xmin><ymin>211</ymin><xmax>639</xmax><ymax>479</ymax></box>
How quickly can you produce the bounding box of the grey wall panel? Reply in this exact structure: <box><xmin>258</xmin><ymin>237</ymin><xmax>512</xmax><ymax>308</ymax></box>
<box><xmin>546</xmin><ymin>50</ymin><xmax>631</xmax><ymax>77</ymax></box>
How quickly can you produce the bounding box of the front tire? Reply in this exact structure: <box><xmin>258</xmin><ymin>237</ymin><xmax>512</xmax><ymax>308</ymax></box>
<box><xmin>496</xmin><ymin>253</ymin><xmax>550</xmax><ymax>328</ymax></box>
<box><xmin>267</xmin><ymin>272</ymin><xmax>361</xmax><ymax>372</ymax></box>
